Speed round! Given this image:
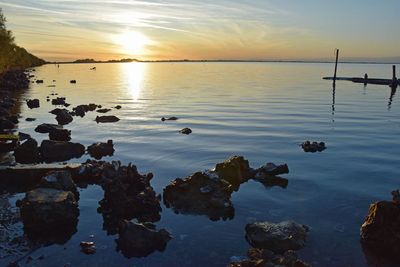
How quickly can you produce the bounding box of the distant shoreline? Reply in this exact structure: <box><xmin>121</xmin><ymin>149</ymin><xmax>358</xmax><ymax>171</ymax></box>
<box><xmin>49</xmin><ymin>60</ymin><xmax>400</xmax><ymax>65</ymax></box>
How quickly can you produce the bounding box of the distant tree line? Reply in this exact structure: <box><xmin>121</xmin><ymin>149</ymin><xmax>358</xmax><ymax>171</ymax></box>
<box><xmin>0</xmin><ymin>8</ymin><xmax>45</xmax><ymax>74</ymax></box>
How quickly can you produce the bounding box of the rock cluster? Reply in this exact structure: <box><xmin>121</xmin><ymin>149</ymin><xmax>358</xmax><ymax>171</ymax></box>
<box><xmin>163</xmin><ymin>156</ymin><xmax>289</xmax><ymax>221</ymax></box>
<box><xmin>301</xmin><ymin>141</ymin><xmax>326</xmax><ymax>153</ymax></box>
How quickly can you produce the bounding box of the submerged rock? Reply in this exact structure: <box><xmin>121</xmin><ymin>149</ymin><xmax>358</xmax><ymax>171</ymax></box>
<box><xmin>179</xmin><ymin>127</ymin><xmax>192</xmax><ymax>134</ymax></box>
<box><xmin>16</xmin><ymin>188</ymin><xmax>79</xmax><ymax>243</ymax></box>
<box><xmin>360</xmin><ymin>191</ymin><xmax>400</xmax><ymax>257</ymax></box>
<box><xmin>161</xmin><ymin>116</ymin><xmax>178</xmax><ymax>121</ymax></box>
<box><xmin>301</xmin><ymin>141</ymin><xmax>326</xmax><ymax>153</ymax></box>
<box><xmin>13</xmin><ymin>138</ymin><xmax>41</xmax><ymax>164</ymax></box>
<box><xmin>96</xmin><ymin>108</ymin><xmax>111</xmax><ymax>113</ymax></box>
<box><xmin>245</xmin><ymin>221</ymin><xmax>309</xmax><ymax>253</ymax></box>
<box><xmin>87</xmin><ymin>140</ymin><xmax>114</xmax><ymax>159</ymax></box>
<box><xmin>26</xmin><ymin>99</ymin><xmax>40</xmax><ymax>109</ymax></box>
<box><xmin>95</xmin><ymin>115</ymin><xmax>120</xmax><ymax>123</ymax></box>
<box><xmin>116</xmin><ymin>220</ymin><xmax>171</xmax><ymax>258</ymax></box>
<box><xmin>40</xmin><ymin>140</ymin><xmax>85</xmax><ymax>163</ymax></box>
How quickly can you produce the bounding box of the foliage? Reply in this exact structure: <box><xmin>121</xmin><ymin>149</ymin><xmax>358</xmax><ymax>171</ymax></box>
<box><xmin>0</xmin><ymin>8</ymin><xmax>45</xmax><ymax>74</ymax></box>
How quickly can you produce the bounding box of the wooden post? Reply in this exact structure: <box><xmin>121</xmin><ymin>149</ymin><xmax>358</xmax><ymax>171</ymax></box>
<box><xmin>393</xmin><ymin>65</ymin><xmax>397</xmax><ymax>81</ymax></box>
<box><xmin>333</xmin><ymin>49</ymin><xmax>339</xmax><ymax>86</ymax></box>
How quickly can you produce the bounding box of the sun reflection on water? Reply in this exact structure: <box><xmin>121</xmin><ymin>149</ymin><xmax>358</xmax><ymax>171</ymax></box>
<box><xmin>123</xmin><ymin>62</ymin><xmax>146</xmax><ymax>101</ymax></box>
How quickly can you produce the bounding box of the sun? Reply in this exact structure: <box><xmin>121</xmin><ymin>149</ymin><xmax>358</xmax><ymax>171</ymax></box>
<box><xmin>115</xmin><ymin>31</ymin><xmax>151</xmax><ymax>56</ymax></box>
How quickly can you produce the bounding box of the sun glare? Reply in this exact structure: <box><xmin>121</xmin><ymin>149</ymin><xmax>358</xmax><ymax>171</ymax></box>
<box><xmin>115</xmin><ymin>31</ymin><xmax>151</xmax><ymax>56</ymax></box>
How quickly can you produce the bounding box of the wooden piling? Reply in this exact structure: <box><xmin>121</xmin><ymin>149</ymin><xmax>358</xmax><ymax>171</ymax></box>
<box><xmin>393</xmin><ymin>65</ymin><xmax>397</xmax><ymax>81</ymax></box>
<box><xmin>333</xmin><ymin>49</ymin><xmax>339</xmax><ymax>86</ymax></box>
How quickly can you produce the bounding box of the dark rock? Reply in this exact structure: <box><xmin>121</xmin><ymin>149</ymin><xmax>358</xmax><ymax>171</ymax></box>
<box><xmin>35</xmin><ymin>123</ymin><xmax>63</xmax><ymax>134</ymax></box>
<box><xmin>72</xmin><ymin>104</ymin><xmax>98</xmax><ymax>117</ymax></box>
<box><xmin>49</xmin><ymin>128</ymin><xmax>71</xmax><ymax>141</ymax></box>
<box><xmin>96</xmin><ymin>108</ymin><xmax>111</xmax><ymax>113</ymax></box>
<box><xmin>6</xmin><ymin>115</ymin><xmax>18</xmax><ymax>124</ymax></box>
<box><xmin>245</xmin><ymin>221</ymin><xmax>308</xmax><ymax>253</ymax></box>
<box><xmin>16</xmin><ymin>188</ymin><xmax>79</xmax><ymax>244</ymax></box>
<box><xmin>51</xmin><ymin>97</ymin><xmax>67</xmax><ymax>106</ymax></box>
<box><xmin>360</xmin><ymin>191</ymin><xmax>400</xmax><ymax>257</ymax></box>
<box><xmin>301</xmin><ymin>141</ymin><xmax>326</xmax><ymax>153</ymax></box>
<box><xmin>36</xmin><ymin>79</ymin><xmax>44</xmax><ymax>83</ymax></box>
<box><xmin>55</xmin><ymin>109</ymin><xmax>73</xmax><ymax>125</ymax></box>
<box><xmin>40</xmin><ymin>140</ymin><xmax>85</xmax><ymax>163</ymax></box>
<box><xmin>0</xmin><ymin>70</ymin><xmax>30</xmax><ymax>90</ymax></box>
<box><xmin>14</xmin><ymin>138</ymin><xmax>41</xmax><ymax>164</ymax></box>
<box><xmin>87</xmin><ymin>140</ymin><xmax>114</xmax><ymax>159</ymax></box>
<box><xmin>19</xmin><ymin>132</ymin><xmax>31</xmax><ymax>141</ymax></box>
<box><xmin>27</xmin><ymin>99</ymin><xmax>40</xmax><ymax>109</ymax></box>
<box><xmin>95</xmin><ymin>115</ymin><xmax>120</xmax><ymax>123</ymax></box>
<box><xmin>39</xmin><ymin>170</ymin><xmax>78</xmax><ymax>198</ymax></box>
<box><xmin>116</xmin><ymin>220</ymin><xmax>171</xmax><ymax>258</ymax></box>
<box><xmin>215</xmin><ymin>156</ymin><xmax>252</xmax><ymax>188</ymax></box>
<box><xmin>25</xmin><ymin>118</ymin><xmax>36</xmax><ymax>122</ymax></box>
<box><xmin>179</xmin><ymin>127</ymin><xmax>192</xmax><ymax>134</ymax></box>
<box><xmin>161</xmin><ymin>116</ymin><xmax>178</xmax><ymax>121</ymax></box>
<box><xmin>0</xmin><ymin>107</ymin><xmax>10</xmax><ymax>117</ymax></box>
<box><xmin>70</xmin><ymin>80</ymin><xmax>76</xmax><ymax>84</ymax></box>
<box><xmin>80</xmin><ymin>241</ymin><xmax>96</xmax><ymax>254</ymax></box>
<box><xmin>114</xmin><ymin>105</ymin><xmax>122</xmax><ymax>109</ymax></box>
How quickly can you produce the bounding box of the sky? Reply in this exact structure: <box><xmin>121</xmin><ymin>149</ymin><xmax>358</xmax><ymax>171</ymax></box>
<box><xmin>1</xmin><ymin>0</ymin><xmax>399</xmax><ymax>62</ymax></box>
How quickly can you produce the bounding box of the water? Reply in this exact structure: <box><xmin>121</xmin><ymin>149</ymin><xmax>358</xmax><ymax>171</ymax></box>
<box><xmin>5</xmin><ymin>62</ymin><xmax>400</xmax><ymax>266</ymax></box>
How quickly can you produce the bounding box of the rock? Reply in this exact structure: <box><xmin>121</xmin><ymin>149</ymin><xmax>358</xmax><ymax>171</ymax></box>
<box><xmin>179</xmin><ymin>127</ymin><xmax>192</xmax><ymax>134</ymax></box>
<box><xmin>301</xmin><ymin>141</ymin><xmax>326</xmax><ymax>153</ymax></box>
<box><xmin>27</xmin><ymin>99</ymin><xmax>40</xmax><ymax>109</ymax></box>
<box><xmin>96</xmin><ymin>108</ymin><xmax>111</xmax><ymax>113</ymax></box>
<box><xmin>116</xmin><ymin>220</ymin><xmax>171</xmax><ymax>258</ymax></box>
<box><xmin>6</xmin><ymin>115</ymin><xmax>18</xmax><ymax>124</ymax></box>
<box><xmin>253</xmin><ymin>163</ymin><xmax>290</xmax><ymax>189</ymax></box>
<box><xmin>39</xmin><ymin>170</ymin><xmax>78</xmax><ymax>198</ymax></box>
<box><xmin>19</xmin><ymin>132</ymin><xmax>31</xmax><ymax>141</ymax></box>
<box><xmin>0</xmin><ymin>70</ymin><xmax>30</xmax><ymax>90</ymax></box>
<box><xmin>114</xmin><ymin>105</ymin><xmax>122</xmax><ymax>109</ymax></box>
<box><xmin>163</xmin><ymin>171</ymin><xmax>235</xmax><ymax>221</ymax></box>
<box><xmin>0</xmin><ymin>117</ymin><xmax>15</xmax><ymax>130</ymax></box>
<box><xmin>35</xmin><ymin>123</ymin><xmax>63</xmax><ymax>133</ymax></box>
<box><xmin>51</xmin><ymin>97</ymin><xmax>67</xmax><ymax>106</ymax></box>
<box><xmin>55</xmin><ymin>110</ymin><xmax>73</xmax><ymax>125</ymax></box>
<box><xmin>36</xmin><ymin>79</ymin><xmax>44</xmax><ymax>83</ymax></box>
<box><xmin>16</xmin><ymin>188</ymin><xmax>79</xmax><ymax>243</ymax></box>
<box><xmin>96</xmin><ymin>161</ymin><xmax>161</xmax><ymax>233</ymax></box>
<box><xmin>70</xmin><ymin>80</ymin><xmax>76</xmax><ymax>84</ymax></box>
<box><xmin>72</xmin><ymin>104</ymin><xmax>99</xmax><ymax>117</ymax></box>
<box><xmin>245</xmin><ymin>221</ymin><xmax>308</xmax><ymax>253</ymax></box>
<box><xmin>80</xmin><ymin>241</ymin><xmax>96</xmax><ymax>254</ymax></box>
<box><xmin>49</xmin><ymin>128</ymin><xmax>71</xmax><ymax>141</ymax></box>
<box><xmin>95</xmin><ymin>115</ymin><xmax>120</xmax><ymax>123</ymax></box>
<box><xmin>0</xmin><ymin>107</ymin><xmax>10</xmax><ymax>117</ymax></box>
<box><xmin>40</xmin><ymin>140</ymin><xmax>85</xmax><ymax>163</ymax></box>
<box><xmin>256</xmin><ymin>163</ymin><xmax>289</xmax><ymax>177</ymax></box>
<box><xmin>14</xmin><ymin>138</ymin><xmax>41</xmax><ymax>164</ymax></box>
<box><xmin>25</xmin><ymin>118</ymin><xmax>36</xmax><ymax>122</ymax></box>
<box><xmin>161</xmin><ymin>116</ymin><xmax>178</xmax><ymax>121</ymax></box>
<box><xmin>87</xmin><ymin>140</ymin><xmax>114</xmax><ymax>159</ymax></box>
<box><xmin>215</xmin><ymin>156</ymin><xmax>252</xmax><ymax>188</ymax></box>
<box><xmin>360</xmin><ymin>191</ymin><xmax>400</xmax><ymax>257</ymax></box>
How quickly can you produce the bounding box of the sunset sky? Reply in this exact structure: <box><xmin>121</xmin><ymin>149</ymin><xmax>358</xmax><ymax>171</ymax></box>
<box><xmin>1</xmin><ymin>0</ymin><xmax>399</xmax><ymax>62</ymax></box>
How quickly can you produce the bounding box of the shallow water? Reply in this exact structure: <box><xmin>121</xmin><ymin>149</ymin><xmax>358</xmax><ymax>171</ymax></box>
<box><xmin>4</xmin><ymin>62</ymin><xmax>400</xmax><ymax>266</ymax></box>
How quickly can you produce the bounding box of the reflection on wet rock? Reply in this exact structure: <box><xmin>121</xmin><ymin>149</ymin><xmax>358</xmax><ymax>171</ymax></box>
<box><xmin>163</xmin><ymin>156</ymin><xmax>289</xmax><ymax>221</ymax></box>
<box><xmin>16</xmin><ymin>188</ymin><xmax>79</xmax><ymax>245</ymax></box>
<box><xmin>116</xmin><ymin>220</ymin><xmax>171</xmax><ymax>258</ymax></box>
<box><xmin>360</xmin><ymin>190</ymin><xmax>400</xmax><ymax>259</ymax></box>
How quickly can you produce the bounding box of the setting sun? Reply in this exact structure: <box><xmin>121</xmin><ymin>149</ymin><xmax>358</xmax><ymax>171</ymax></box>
<box><xmin>115</xmin><ymin>31</ymin><xmax>152</xmax><ymax>56</ymax></box>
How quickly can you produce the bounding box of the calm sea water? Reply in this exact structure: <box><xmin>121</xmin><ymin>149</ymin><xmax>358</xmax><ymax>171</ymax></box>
<box><xmin>6</xmin><ymin>62</ymin><xmax>400</xmax><ymax>266</ymax></box>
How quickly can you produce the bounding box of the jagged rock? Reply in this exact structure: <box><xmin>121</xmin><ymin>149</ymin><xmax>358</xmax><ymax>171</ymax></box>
<box><xmin>301</xmin><ymin>141</ymin><xmax>326</xmax><ymax>153</ymax></box>
<box><xmin>161</xmin><ymin>116</ymin><xmax>178</xmax><ymax>121</ymax></box>
<box><xmin>27</xmin><ymin>99</ymin><xmax>40</xmax><ymax>109</ymax></box>
<box><xmin>49</xmin><ymin>128</ymin><xmax>71</xmax><ymax>141</ymax></box>
<box><xmin>116</xmin><ymin>220</ymin><xmax>171</xmax><ymax>258</ymax></box>
<box><xmin>96</xmin><ymin>108</ymin><xmax>111</xmax><ymax>113</ymax></box>
<box><xmin>95</xmin><ymin>115</ymin><xmax>120</xmax><ymax>123</ymax></box>
<box><xmin>215</xmin><ymin>156</ymin><xmax>252</xmax><ymax>188</ymax></box>
<box><xmin>87</xmin><ymin>140</ymin><xmax>114</xmax><ymax>159</ymax></box>
<box><xmin>245</xmin><ymin>221</ymin><xmax>309</xmax><ymax>253</ymax></box>
<box><xmin>0</xmin><ymin>117</ymin><xmax>15</xmax><ymax>130</ymax></box>
<box><xmin>179</xmin><ymin>127</ymin><xmax>192</xmax><ymax>134</ymax></box>
<box><xmin>40</xmin><ymin>140</ymin><xmax>85</xmax><ymax>163</ymax></box>
<box><xmin>96</xmin><ymin>161</ymin><xmax>161</xmax><ymax>233</ymax></box>
<box><xmin>14</xmin><ymin>138</ymin><xmax>41</xmax><ymax>164</ymax></box>
<box><xmin>360</xmin><ymin>191</ymin><xmax>400</xmax><ymax>257</ymax></box>
<box><xmin>16</xmin><ymin>188</ymin><xmax>79</xmax><ymax>243</ymax></box>
<box><xmin>35</xmin><ymin>123</ymin><xmax>63</xmax><ymax>133</ymax></box>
